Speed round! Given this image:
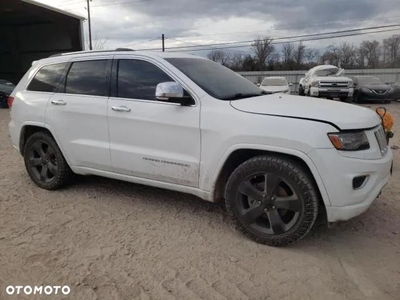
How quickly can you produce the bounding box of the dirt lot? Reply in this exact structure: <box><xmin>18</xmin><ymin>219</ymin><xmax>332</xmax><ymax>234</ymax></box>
<box><xmin>1</xmin><ymin>103</ymin><xmax>400</xmax><ymax>300</ymax></box>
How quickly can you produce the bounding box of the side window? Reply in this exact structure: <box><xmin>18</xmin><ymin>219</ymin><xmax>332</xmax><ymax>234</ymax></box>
<box><xmin>65</xmin><ymin>60</ymin><xmax>108</xmax><ymax>96</ymax></box>
<box><xmin>28</xmin><ymin>63</ymin><xmax>67</xmax><ymax>92</ymax></box>
<box><xmin>117</xmin><ymin>59</ymin><xmax>174</xmax><ymax>100</ymax></box>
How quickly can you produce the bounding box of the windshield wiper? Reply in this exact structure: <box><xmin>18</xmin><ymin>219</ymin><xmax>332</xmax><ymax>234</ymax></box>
<box><xmin>222</xmin><ymin>92</ymin><xmax>264</xmax><ymax>100</ymax></box>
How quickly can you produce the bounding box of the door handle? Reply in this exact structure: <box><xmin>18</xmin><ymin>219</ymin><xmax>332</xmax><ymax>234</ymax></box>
<box><xmin>51</xmin><ymin>100</ymin><xmax>66</xmax><ymax>106</ymax></box>
<box><xmin>112</xmin><ymin>106</ymin><xmax>131</xmax><ymax>112</ymax></box>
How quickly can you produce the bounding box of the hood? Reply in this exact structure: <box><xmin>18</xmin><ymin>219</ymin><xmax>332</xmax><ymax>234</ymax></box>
<box><xmin>313</xmin><ymin>76</ymin><xmax>351</xmax><ymax>82</ymax></box>
<box><xmin>230</xmin><ymin>94</ymin><xmax>381</xmax><ymax>130</ymax></box>
<box><xmin>260</xmin><ymin>86</ymin><xmax>289</xmax><ymax>92</ymax></box>
<box><xmin>361</xmin><ymin>84</ymin><xmax>390</xmax><ymax>91</ymax></box>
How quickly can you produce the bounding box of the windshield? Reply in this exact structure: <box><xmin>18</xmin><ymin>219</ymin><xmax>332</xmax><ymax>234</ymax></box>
<box><xmin>357</xmin><ymin>76</ymin><xmax>384</xmax><ymax>85</ymax></box>
<box><xmin>314</xmin><ymin>68</ymin><xmax>340</xmax><ymax>77</ymax></box>
<box><xmin>262</xmin><ymin>78</ymin><xmax>287</xmax><ymax>86</ymax></box>
<box><xmin>165</xmin><ymin>58</ymin><xmax>263</xmax><ymax>100</ymax></box>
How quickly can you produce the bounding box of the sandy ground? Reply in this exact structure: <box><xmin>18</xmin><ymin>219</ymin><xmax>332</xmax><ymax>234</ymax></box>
<box><xmin>0</xmin><ymin>102</ymin><xmax>399</xmax><ymax>300</ymax></box>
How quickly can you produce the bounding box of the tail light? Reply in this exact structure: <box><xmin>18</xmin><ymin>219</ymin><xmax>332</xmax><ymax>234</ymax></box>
<box><xmin>7</xmin><ymin>96</ymin><xmax>14</xmax><ymax>109</ymax></box>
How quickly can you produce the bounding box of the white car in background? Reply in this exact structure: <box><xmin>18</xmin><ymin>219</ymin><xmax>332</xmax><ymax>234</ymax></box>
<box><xmin>299</xmin><ymin>65</ymin><xmax>353</xmax><ymax>102</ymax></box>
<box><xmin>259</xmin><ymin>77</ymin><xmax>291</xmax><ymax>94</ymax></box>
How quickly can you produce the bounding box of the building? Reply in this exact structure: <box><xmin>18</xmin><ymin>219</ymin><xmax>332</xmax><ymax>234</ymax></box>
<box><xmin>0</xmin><ymin>0</ymin><xmax>85</xmax><ymax>83</ymax></box>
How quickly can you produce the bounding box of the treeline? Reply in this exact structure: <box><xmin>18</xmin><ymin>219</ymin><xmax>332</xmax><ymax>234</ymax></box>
<box><xmin>207</xmin><ymin>34</ymin><xmax>400</xmax><ymax>71</ymax></box>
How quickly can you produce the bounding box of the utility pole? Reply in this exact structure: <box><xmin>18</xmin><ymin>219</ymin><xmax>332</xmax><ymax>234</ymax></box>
<box><xmin>87</xmin><ymin>0</ymin><xmax>93</xmax><ymax>50</ymax></box>
<box><xmin>162</xmin><ymin>34</ymin><xmax>165</xmax><ymax>52</ymax></box>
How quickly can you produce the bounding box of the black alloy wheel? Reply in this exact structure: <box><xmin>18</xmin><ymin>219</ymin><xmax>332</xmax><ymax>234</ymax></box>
<box><xmin>225</xmin><ymin>155</ymin><xmax>319</xmax><ymax>246</ymax></box>
<box><xmin>28</xmin><ymin>140</ymin><xmax>58</xmax><ymax>183</ymax></box>
<box><xmin>24</xmin><ymin>132</ymin><xmax>72</xmax><ymax>190</ymax></box>
<box><xmin>236</xmin><ymin>173</ymin><xmax>301</xmax><ymax>235</ymax></box>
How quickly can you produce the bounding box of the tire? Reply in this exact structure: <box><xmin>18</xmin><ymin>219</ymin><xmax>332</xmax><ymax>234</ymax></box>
<box><xmin>298</xmin><ymin>85</ymin><xmax>305</xmax><ymax>96</ymax></box>
<box><xmin>225</xmin><ymin>155</ymin><xmax>319</xmax><ymax>246</ymax></box>
<box><xmin>353</xmin><ymin>92</ymin><xmax>359</xmax><ymax>103</ymax></box>
<box><xmin>340</xmin><ymin>97</ymin><xmax>349</xmax><ymax>103</ymax></box>
<box><xmin>23</xmin><ymin>132</ymin><xmax>72</xmax><ymax>190</ymax></box>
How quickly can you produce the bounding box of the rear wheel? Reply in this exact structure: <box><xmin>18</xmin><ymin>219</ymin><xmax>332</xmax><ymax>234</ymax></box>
<box><xmin>225</xmin><ymin>155</ymin><xmax>319</xmax><ymax>246</ymax></box>
<box><xmin>298</xmin><ymin>85</ymin><xmax>305</xmax><ymax>96</ymax></box>
<box><xmin>23</xmin><ymin>132</ymin><xmax>72</xmax><ymax>190</ymax></box>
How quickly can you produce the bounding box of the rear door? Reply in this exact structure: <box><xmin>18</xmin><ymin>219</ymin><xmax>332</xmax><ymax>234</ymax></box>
<box><xmin>46</xmin><ymin>56</ymin><xmax>113</xmax><ymax>171</ymax></box>
<box><xmin>107</xmin><ymin>56</ymin><xmax>201</xmax><ymax>187</ymax></box>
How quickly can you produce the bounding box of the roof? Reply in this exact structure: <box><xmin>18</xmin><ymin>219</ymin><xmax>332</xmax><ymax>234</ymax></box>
<box><xmin>34</xmin><ymin>49</ymin><xmax>206</xmax><ymax>66</ymax></box>
<box><xmin>310</xmin><ymin>65</ymin><xmax>339</xmax><ymax>71</ymax></box>
<box><xmin>49</xmin><ymin>49</ymin><xmax>204</xmax><ymax>59</ymax></box>
<box><xmin>22</xmin><ymin>0</ymin><xmax>86</xmax><ymax>20</ymax></box>
<box><xmin>262</xmin><ymin>76</ymin><xmax>286</xmax><ymax>79</ymax></box>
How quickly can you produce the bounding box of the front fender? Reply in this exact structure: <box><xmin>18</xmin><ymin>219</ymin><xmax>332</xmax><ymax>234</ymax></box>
<box><xmin>207</xmin><ymin>144</ymin><xmax>331</xmax><ymax>206</ymax></box>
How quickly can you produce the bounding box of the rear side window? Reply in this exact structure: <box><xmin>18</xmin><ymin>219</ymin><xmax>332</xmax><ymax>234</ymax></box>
<box><xmin>65</xmin><ymin>60</ymin><xmax>108</xmax><ymax>96</ymax></box>
<box><xmin>117</xmin><ymin>60</ymin><xmax>173</xmax><ymax>100</ymax></box>
<box><xmin>28</xmin><ymin>63</ymin><xmax>66</xmax><ymax>92</ymax></box>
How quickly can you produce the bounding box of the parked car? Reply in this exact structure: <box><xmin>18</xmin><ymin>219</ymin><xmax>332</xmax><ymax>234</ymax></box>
<box><xmin>259</xmin><ymin>77</ymin><xmax>291</xmax><ymax>94</ymax></box>
<box><xmin>8</xmin><ymin>50</ymin><xmax>393</xmax><ymax>246</ymax></box>
<box><xmin>389</xmin><ymin>80</ymin><xmax>400</xmax><ymax>101</ymax></box>
<box><xmin>299</xmin><ymin>65</ymin><xmax>353</xmax><ymax>102</ymax></box>
<box><xmin>350</xmin><ymin>76</ymin><xmax>395</xmax><ymax>103</ymax></box>
<box><xmin>0</xmin><ymin>79</ymin><xmax>15</xmax><ymax>108</ymax></box>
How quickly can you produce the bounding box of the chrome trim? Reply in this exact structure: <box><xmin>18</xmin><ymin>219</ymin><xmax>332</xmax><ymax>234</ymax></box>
<box><xmin>51</xmin><ymin>100</ymin><xmax>66</xmax><ymax>105</ymax></box>
<box><xmin>374</xmin><ymin>126</ymin><xmax>388</xmax><ymax>156</ymax></box>
<box><xmin>112</xmin><ymin>106</ymin><xmax>131</xmax><ymax>112</ymax></box>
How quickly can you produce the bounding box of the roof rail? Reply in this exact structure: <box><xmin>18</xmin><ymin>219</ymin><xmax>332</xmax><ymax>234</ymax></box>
<box><xmin>49</xmin><ymin>48</ymin><xmax>135</xmax><ymax>58</ymax></box>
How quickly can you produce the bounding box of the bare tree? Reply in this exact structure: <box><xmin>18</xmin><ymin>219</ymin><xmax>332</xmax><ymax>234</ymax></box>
<box><xmin>338</xmin><ymin>42</ymin><xmax>356</xmax><ymax>68</ymax></box>
<box><xmin>359</xmin><ymin>40</ymin><xmax>381</xmax><ymax>68</ymax></box>
<box><xmin>281</xmin><ymin>43</ymin><xmax>295</xmax><ymax>69</ymax></box>
<box><xmin>229</xmin><ymin>52</ymin><xmax>244</xmax><ymax>71</ymax></box>
<box><xmin>304</xmin><ymin>48</ymin><xmax>320</xmax><ymax>65</ymax></box>
<box><xmin>251</xmin><ymin>36</ymin><xmax>275</xmax><ymax>71</ymax></box>
<box><xmin>383</xmin><ymin>34</ymin><xmax>400</xmax><ymax>67</ymax></box>
<box><xmin>293</xmin><ymin>42</ymin><xmax>306</xmax><ymax>67</ymax></box>
<box><xmin>85</xmin><ymin>32</ymin><xmax>108</xmax><ymax>50</ymax></box>
<box><xmin>207</xmin><ymin>49</ymin><xmax>231</xmax><ymax>66</ymax></box>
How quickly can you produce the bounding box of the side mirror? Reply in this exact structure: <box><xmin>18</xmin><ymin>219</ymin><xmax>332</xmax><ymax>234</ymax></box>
<box><xmin>156</xmin><ymin>82</ymin><xmax>183</xmax><ymax>100</ymax></box>
<box><xmin>289</xmin><ymin>83</ymin><xmax>293</xmax><ymax>87</ymax></box>
<box><xmin>155</xmin><ymin>82</ymin><xmax>193</xmax><ymax>106</ymax></box>
<box><xmin>256</xmin><ymin>83</ymin><xmax>261</xmax><ymax>87</ymax></box>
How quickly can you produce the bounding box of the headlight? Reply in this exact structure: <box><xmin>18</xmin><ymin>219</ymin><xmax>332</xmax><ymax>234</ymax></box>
<box><xmin>310</xmin><ymin>81</ymin><xmax>319</xmax><ymax>87</ymax></box>
<box><xmin>348</xmin><ymin>81</ymin><xmax>354</xmax><ymax>88</ymax></box>
<box><xmin>361</xmin><ymin>87</ymin><xmax>372</xmax><ymax>93</ymax></box>
<box><xmin>328</xmin><ymin>131</ymin><xmax>370</xmax><ymax>151</ymax></box>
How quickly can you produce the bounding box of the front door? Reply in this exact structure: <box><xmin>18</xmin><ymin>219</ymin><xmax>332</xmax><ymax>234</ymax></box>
<box><xmin>107</xmin><ymin>57</ymin><xmax>201</xmax><ymax>187</ymax></box>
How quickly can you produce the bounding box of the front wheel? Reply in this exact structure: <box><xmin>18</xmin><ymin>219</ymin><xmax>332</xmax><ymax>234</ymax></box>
<box><xmin>225</xmin><ymin>155</ymin><xmax>319</xmax><ymax>246</ymax></box>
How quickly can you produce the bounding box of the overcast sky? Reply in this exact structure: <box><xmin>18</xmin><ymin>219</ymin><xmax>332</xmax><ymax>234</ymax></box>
<box><xmin>36</xmin><ymin>0</ymin><xmax>400</xmax><ymax>54</ymax></box>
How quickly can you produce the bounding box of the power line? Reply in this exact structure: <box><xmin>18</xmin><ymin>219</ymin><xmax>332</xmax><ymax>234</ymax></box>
<box><xmin>91</xmin><ymin>0</ymin><xmax>152</xmax><ymax>8</ymax></box>
<box><xmin>167</xmin><ymin>28</ymin><xmax>400</xmax><ymax>53</ymax></box>
<box><xmin>135</xmin><ymin>24</ymin><xmax>400</xmax><ymax>51</ymax></box>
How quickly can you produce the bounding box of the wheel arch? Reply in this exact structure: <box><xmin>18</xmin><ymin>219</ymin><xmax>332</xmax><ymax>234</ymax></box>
<box><xmin>19</xmin><ymin>123</ymin><xmax>72</xmax><ymax>168</ymax></box>
<box><xmin>210</xmin><ymin>146</ymin><xmax>331</xmax><ymax>216</ymax></box>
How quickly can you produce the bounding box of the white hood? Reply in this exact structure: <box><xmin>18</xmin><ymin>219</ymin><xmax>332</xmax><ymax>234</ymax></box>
<box><xmin>230</xmin><ymin>94</ymin><xmax>381</xmax><ymax>130</ymax></box>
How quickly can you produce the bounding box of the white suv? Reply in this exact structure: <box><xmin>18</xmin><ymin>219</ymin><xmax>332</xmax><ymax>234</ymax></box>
<box><xmin>8</xmin><ymin>50</ymin><xmax>393</xmax><ymax>246</ymax></box>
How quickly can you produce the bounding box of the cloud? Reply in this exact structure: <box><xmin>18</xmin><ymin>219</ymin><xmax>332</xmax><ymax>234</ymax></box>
<box><xmin>38</xmin><ymin>0</ymin><xmax>400</xmax><ymax>51</ymax></box>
